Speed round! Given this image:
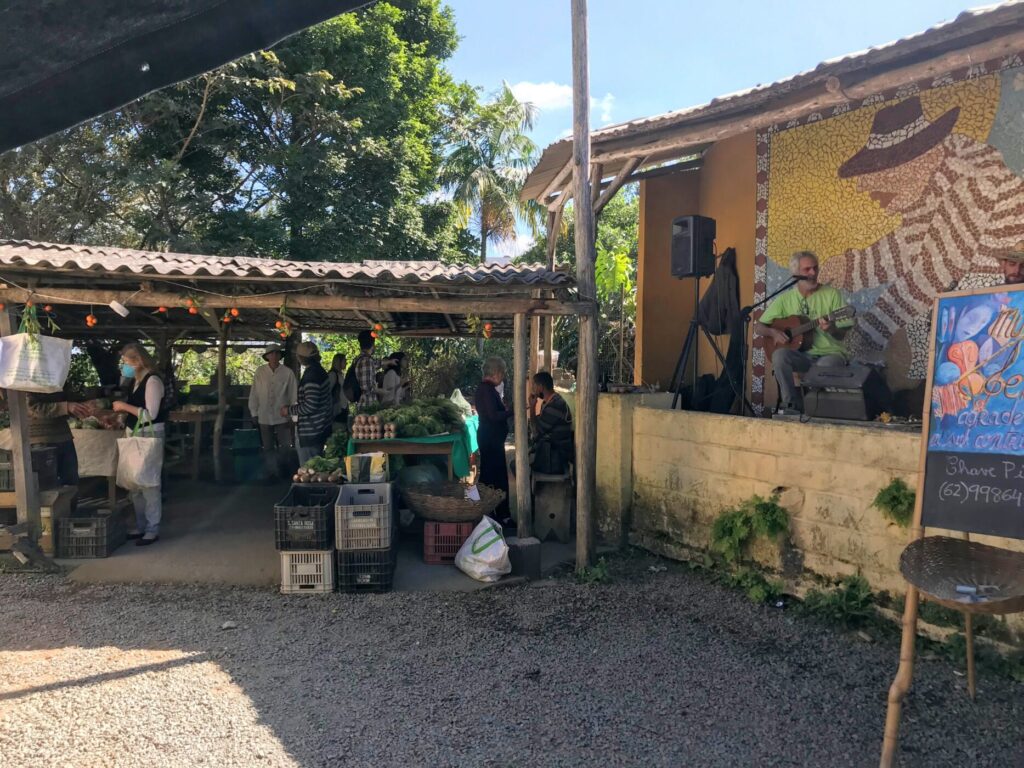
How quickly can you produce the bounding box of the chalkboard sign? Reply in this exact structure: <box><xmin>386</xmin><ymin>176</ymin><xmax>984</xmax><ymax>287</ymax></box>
<box><xmin>922</xmin><ymin>283</ymin><xmax>1024</xmax><ymax>538</ymax></box>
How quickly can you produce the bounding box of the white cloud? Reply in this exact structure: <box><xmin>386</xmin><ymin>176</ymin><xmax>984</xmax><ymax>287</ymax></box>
<box><xmin>510</xmin><ymin>81</ymin><xmax>573</xmax><ymax>111</ymax></box>
<box><xmin>594</xmin><ymin>92</ymin><xmax>615</xmax><ymax>124</ymax></box>
<box><xmin>492</xmin><ymin>233</ymin><xmax>536</xmax><ymax>260</ymax></box>
<box><xmin>510</xmin><ymin>81</ymin><xmax>615</xmax><ymax>124</ymax></box>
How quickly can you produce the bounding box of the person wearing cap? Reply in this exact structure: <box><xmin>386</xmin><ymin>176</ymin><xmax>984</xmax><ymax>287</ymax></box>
<box><xmin>281</xmin><ymin>341</ymin><xmax>333</xmax><ymax>465</ymax></box>
<box><xmin>249</xmin><ymin>344</ymin><xmax>297</xmax><ymax>479</ymax></box>
<box><xmin>819</xmin><ymin>96</ymin><xmax>1024</xmax><ymax>377</ymax></box>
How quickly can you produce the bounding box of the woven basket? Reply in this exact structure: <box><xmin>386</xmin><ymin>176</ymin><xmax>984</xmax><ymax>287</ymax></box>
<box><xmin>900</xmin><ymin>536</ymin><xmax>1024</xmax><ymax>615</ymax></box>
<box><xmin>401</xmin><ymin>481</ymin><xmax>505</xmax><ymax>523</ymax></box>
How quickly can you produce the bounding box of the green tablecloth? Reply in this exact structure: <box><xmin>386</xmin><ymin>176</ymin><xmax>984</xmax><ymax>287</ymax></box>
<box><xmin>347</xmin><ymin>415</ymin><xmax>479</xmax><ymax>478</ymax></box>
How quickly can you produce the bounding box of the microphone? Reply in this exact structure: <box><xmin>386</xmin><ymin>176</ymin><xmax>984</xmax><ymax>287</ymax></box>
<box><xmin>790</xmin><ymin>275</ymin><xmax>815</xmax><ymax>281</ymax></box>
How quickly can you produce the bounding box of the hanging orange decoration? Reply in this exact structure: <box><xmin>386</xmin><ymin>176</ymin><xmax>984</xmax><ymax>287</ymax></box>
<box><xmin>370</xmin><ymin>331</ymin><xmax>378</xmax><ymax>339</ymax></box>
<box><xmin>188</xmin><ymin>307</ymin><xmax>199</xmax><ymax>315</ymax></box>
<box><xmin>230</xmin><ymin>308</ymin><xmax>239</xmax><ymax>317</ymax></box>
<box><xmin>156</xmin><ymin>306</ymin><xmax>168</xmax><ymax>314</ymax></box>
<box><xmin>43</xmin><ymin>305</ymin><xmax>52</xmax><ymax>312</ymax></box>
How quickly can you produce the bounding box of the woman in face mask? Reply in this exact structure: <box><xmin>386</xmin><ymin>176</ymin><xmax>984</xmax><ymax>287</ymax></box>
<box><xmin>111</xmin><ymin>343</ymin><xmax>167</xmax><ymax>546</ymax></box>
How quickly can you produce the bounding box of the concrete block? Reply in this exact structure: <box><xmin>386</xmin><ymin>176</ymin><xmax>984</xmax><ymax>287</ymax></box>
<box><xmin>506</xmin><ymin>536</ymin><xmax>541</xmax><ymax>580</ymax></box>
<box><xmin>534</xmin><ymin>478</ymin><xmax>572</xmax><ymax>544</ymax></box>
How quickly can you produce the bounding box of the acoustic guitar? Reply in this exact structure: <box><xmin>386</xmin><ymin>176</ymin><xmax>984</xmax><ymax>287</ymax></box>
<box><xmin>763</xmin><ymin>306</ymin><xmax>856</xmax><ymax>358</ymax></box>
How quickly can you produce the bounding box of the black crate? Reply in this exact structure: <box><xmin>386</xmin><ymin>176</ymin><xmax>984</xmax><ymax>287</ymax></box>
<box><xmin>57</xmin><ymin>512</ymin><xmax>125</xmax><ymax>558</ymax></box>
<box><xmin>335</xmin><ymin>546</ymin><xmax>396</xmax><ymax>593</ymax></box>
<box><xmin>31</xmin><ymin>446</ymin><xmax>59</xmax><ymax>490</ymax></box>
<box><xmin>274</xmin><ymin>484</ymin><xmax>340</xmax><ymax>550</ymax></box>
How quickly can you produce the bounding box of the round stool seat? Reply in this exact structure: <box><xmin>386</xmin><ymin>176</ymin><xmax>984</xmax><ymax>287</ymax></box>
<box><xmin>900</xmin><ymin>535</ymin><xmax>1024</xmax><ymax>614</ymax></box>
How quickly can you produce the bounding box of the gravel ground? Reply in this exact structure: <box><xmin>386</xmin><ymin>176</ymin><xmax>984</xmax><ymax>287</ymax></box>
<box><xmin>0</xmin><ymin>552</ymin><xmax>1021</xmax><ymax>768</ymax></box>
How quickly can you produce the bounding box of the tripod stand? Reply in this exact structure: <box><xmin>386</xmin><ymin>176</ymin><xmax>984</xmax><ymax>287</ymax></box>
<box><xmin>669</xmin><ymin>276</ymin><xmax>754</xmax><ymax>414</ymax></box>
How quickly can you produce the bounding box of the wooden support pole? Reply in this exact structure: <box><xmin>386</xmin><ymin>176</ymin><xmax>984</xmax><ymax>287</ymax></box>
<box><xmin>880</xmin><ymin>586</ymin><xmax>920</xmax><ymax>767</ymax></box>
<box><xmin>594</xmin><ymin>156</ymin><xmax>645</xmax><ymax>215</ymax></box>
<box><xmin>572</xmin><ymin>0</ymin><xmax>597</xmax><ymax>571</ymax></box>
<box><xmin>513</xmin><ymin>313</ymin><xmax>532</xmax><ymax>538</ymax></box>
<box><xmin>212</xmin><ymin>322</ymin><xmax>228</xmax><ymax>484</ymax></box>
<box><xmin>0</xmin><ymin>310</ymin><xmax>39</xmax><ymax>539</ymax></box>
<box><xmin>0</xmin><ymin>286</ymin><xmax>590</xmax><ymax>318</ymax></box>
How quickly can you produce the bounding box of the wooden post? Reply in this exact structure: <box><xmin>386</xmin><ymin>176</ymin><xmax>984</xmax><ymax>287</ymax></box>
<box><xmin>212</xmin><ymin>322</ymin><xmax>228</xmax><ymax>484</ymax></box>
<box><xmin>0</xmin><ymin>310</ymin><xmax>39</xmax><ymax>539</ymax></box>
<box><xmin>513</xmin><ymin>313</ymin><xmax>532</xmax><ymax>538</ymax></box>
<box><xmin>572</xmin><ymin>0</ymin><xmax>597</xmax><ymax>571</ymax></box>
<box><xmin>965</xmin><ymin>612</ymin><xmax>976</xmax><ymax>700</ymax></box>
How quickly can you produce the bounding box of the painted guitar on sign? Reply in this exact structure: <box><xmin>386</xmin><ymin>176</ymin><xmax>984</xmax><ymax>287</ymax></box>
<box><xmin>762</xmin><ymin>306</ymin><xmax>856</xmax><ymax>359</ymax></box>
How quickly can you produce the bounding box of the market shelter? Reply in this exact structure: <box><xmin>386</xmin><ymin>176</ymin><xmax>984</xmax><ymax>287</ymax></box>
<box><xmin>0</xmin><ymin>239</ymin><xmax>588</xmax><ymax>574</ymax></box>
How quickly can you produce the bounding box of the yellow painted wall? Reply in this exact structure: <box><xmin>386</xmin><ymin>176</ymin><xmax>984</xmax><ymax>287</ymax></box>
<box><xmin>636</xmin><ymin>131</ymin><xmax>759</xmax><ymax>395</ymax></box>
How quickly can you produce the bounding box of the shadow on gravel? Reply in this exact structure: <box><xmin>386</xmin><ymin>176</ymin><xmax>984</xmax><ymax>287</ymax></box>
<box><xmin>0</xmin><ymin>550</ymin><xmax>1022</xmax><ymax>768</ymax></box>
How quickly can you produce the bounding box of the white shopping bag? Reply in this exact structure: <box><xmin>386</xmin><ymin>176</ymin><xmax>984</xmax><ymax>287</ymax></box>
<box><xmin>116</xmin><ymin>416</ymin><xmax>164</xmax><ymax>490</ymax></box>
<box><xmin>454</xmin><ymin>515</ymin><xmax>511</xmax><ymax>583</ymax></box>
<box><xmin>0</xmin><ymin>333</ymin><xmax>72</xmax><ymax>393</ymax></box>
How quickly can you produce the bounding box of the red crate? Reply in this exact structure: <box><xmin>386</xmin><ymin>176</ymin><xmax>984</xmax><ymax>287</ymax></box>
<box><xmin>423</xmin><ymin>521</ymin><xmax>475</xmax><ymax>564</ymax></box>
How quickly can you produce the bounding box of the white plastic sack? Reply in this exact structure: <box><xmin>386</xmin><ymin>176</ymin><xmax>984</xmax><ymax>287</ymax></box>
<box><xmin>116</xmin><ymin>420</ymin><xmax>164</xmax><ymax>490</ymax></box>
<box><xmin>0</xmin><ymin>333</ymin><xmax>72</xmax><ymax>393</ymax></box>
<box><xmin>454</xmin><ymin>515</ymin><xmax>511</xmax><ymax>583</ymax></box>
<box><xmin>450</xmin><ymin>388</ymin><xmax>473</xmax><ymax>418</ymax></box>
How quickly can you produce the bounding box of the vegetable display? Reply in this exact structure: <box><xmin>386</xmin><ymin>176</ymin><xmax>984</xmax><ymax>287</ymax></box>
<box><xmin>293</xmin><ymin>455</ymin><xmax>344</xmax><ymax>484</ymax></box>
<box><xmin>358</xmin><ymin>397</ymin><xmax>465</xmax><ymax>439</ymax></box>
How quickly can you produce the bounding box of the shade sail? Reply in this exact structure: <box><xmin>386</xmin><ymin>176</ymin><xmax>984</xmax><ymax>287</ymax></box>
<box><xmin>0</xmin><ymin>0</ymin><xmax>370</xmax><ymax>154</ymax></box>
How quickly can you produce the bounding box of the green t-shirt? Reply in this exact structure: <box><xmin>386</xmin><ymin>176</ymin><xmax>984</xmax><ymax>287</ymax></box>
<box><xmin>759</xmin><ymin>284</ymin><xmax>852</xmax><ymax>358</ymax></box>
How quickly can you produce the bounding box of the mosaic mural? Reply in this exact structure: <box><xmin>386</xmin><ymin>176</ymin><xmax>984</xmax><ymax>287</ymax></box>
<box><xmin>752</xmin><ymin>54</ymin><xmax>1024</xmax><ymax>413</ymax></box>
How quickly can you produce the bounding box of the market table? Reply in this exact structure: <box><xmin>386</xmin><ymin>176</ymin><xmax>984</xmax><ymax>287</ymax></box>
<box><xmin>167</xmin><ymin>408</ymin><xmax>217</xmax><ymax>481</ymax></box>
<box><xmin>347</xmin><ymin>415</ymin><xmax>478</xmax><ymax>480</ymax></box>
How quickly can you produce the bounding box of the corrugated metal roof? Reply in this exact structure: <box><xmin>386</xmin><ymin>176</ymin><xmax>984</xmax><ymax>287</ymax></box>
<box><xmin>522</xmin><ymin>1</ymin><xmax>1024</xmax><ymax>202</ymax></box>
<box><xmin>0</xmin><ymin>240</ymin><xmax>571</xmax><ymax>287</ymax></box>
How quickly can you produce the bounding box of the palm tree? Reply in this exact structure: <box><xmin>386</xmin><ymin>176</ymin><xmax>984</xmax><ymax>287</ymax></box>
<box><xmin>439</xmin><ymin>84</ymin><xmax>543</xmax><ymax>263</ymax></box>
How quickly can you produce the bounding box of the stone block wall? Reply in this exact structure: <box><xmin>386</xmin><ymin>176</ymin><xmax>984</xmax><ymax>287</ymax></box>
<box><xmin>595</xmin><ymin>396</ymin><xmax>1024</xmax><ymax>636</ymax></box>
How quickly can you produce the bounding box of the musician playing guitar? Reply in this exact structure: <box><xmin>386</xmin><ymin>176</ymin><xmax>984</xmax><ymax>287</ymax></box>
<box><xmin>754</xmin><ymin>250</ymin><xmax>854</xmax><ymax>412</ymax></box>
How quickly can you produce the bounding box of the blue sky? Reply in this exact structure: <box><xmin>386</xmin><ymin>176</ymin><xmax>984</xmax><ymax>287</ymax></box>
<box><xmin>441</xmin><ymin>0</ymin><xmax>985</xmax><ymax>256</ymax></box>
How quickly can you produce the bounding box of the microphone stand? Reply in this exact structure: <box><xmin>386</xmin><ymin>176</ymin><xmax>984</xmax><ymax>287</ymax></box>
<box><xmin>738</xmin><ymin>276</ymin><xmax>801</xmax><ymax>416</ymax></box>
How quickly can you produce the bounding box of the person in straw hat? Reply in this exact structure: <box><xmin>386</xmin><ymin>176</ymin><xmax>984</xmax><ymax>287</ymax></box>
<box><xmin>819</xmin><ymin>95</ymin><xmax>1024</xmax><ymax>376</ymax></box>
<box><xmin>248</xmin><ymin>343</ymin><xmax>297</xmax><ymax>480</ymax></box>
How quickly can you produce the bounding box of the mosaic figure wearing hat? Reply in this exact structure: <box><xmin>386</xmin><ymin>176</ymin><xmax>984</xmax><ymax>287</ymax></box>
<box><xmin>819</xmin><ymin>96</ymin><xmax>1024</xmax><ymax>373</ymax></box>
<box><xmin>248</xmin><ymin>343</ymin><xmax>297</xmax><ymax>480</ymax></box>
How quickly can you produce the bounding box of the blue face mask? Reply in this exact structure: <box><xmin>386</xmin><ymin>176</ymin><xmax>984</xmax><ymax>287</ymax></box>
<box><xmin>120</xmin><ymin>363</ymin><xmax>136</xmax><ymax>379</ymax></box>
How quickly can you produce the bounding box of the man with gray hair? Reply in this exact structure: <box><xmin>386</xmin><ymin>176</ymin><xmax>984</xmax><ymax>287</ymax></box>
<box><xmin>754</xmin><ymin>251</ymin><xmax>853</xmax><ymax>412</ymax></box>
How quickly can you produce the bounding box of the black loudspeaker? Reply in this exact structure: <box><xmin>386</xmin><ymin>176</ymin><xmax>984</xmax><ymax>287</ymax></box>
<box><xmin>671</xmin><ymin>215</ymin><xmax>716</xmax><ymax>278</ymax></box>
<box><xmin>801</xmin><ymin>362</ymin><xmax>892</xmax><ymax>421</ymax></box>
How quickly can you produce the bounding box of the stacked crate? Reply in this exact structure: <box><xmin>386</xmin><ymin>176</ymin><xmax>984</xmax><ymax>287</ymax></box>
<box><xmin>335</xmin><ymin>482</ymin><xmax>396</xmax><ymax>593</ymax></box>
<box><xmin>275</xmin><ymin>484</ymin><xmax>340</xmax><ymax>594</ymax></box>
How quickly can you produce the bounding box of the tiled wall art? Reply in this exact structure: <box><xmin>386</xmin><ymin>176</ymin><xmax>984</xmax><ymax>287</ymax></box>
<box><xmin>753</xmin><ymin>55</ymin><xmax>1024</xmax><ymax>413</ymax></box>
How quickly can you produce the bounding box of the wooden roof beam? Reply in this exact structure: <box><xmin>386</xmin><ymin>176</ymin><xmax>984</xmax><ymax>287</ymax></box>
<box><xmin>594</xmin><ymin>156</ymin><xmax>645</xmax><ymax>215</ymax></box>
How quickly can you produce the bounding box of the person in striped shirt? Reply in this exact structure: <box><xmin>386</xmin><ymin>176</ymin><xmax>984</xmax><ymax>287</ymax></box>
<box><xmin>280</xmin><ymin>341</ymin><xmax>333</xmax><ymax>465</ymax></box>
<box><xmin>820</xmin><ymin>96</ymin><xmax>1024</xmax><ymax>368</ymax></box>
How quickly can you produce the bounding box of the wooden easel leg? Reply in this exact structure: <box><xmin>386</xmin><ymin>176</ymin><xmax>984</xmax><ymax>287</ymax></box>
<box><xmin>964</xmin><ymin>613</ymin><xmax>976</xmax><ymax>701</ymax></box>
<box><xmin>880</xmin><ymin>586</ymin><xmax>920</xmax><ymax>768</ymax></box>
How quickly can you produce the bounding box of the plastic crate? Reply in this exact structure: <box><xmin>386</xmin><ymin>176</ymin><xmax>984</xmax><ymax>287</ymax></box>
<box><xmin>280</xmin><ymin>550</ymin><xmax>335</xmax><ymax>594</ymax></box>
<box><xmin>31</xmin><ymin>446</ymin><xmax>59</xmax><ymax>490</ymax></box>
<box><xmin>423</xmin><ymin>521</ymin><xmax>475</xmax><ymax>565</ymax></box>
<box><xmin>274</xmin><ymin>484</ymin><xmax>340</xmax><ymax>550</ymax></box>
<box><xmin>232</xmin><ymin>429</ymin><xmax>262</xmax><ymax>451</ymax></box>
<box><xmin>335</xmin><ymin>483</ymin><xmax>394</xmax><ymax>551</ymax></box>
<box><xmin>335</xmin><ymin>546</ymin><xmax>396</xmax><ymax>593</ymax></box>
<box><xmin>0</xmin><ymin>463</ymin><xmax>13</xmax><ymax>491</ymax></box>
<box><xmin>56</xmin><ymin>512</ymin><xmax>125</xmax><ymax>558</ymax></box>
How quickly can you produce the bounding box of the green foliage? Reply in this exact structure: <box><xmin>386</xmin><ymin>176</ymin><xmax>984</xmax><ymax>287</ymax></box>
<box><xmin>66</xmin><ymin>349</ymin><xmax>101</xmax><ymax>393</ymax></box>
<box><xmin>710</xmin><ymin>493</ymin><xmax>790</xmax><ymax>565</ymax></box>
<box><xmin>439</xmin><ymin>83</ymin><xmax>542</xmax><ymax>262</ymax></box>
<box><xmin>872</xmin><ymin>478</ymin><xmax>915</xmax><ymax>528</ymax></box>
<box><xmin>175</xmin><ymin>348</ymin><xmax>263</xmax><ymax>387</ymax></box>
<box><xmin>576</xmin><ymin>557</ymin><xmax>611</xmax><ymax>585</ymax></box>
<box><xmin>724</xmin><ymin>567</ymin><xmax>784</xmax><ymax>604</ymax></box>
<box><xmin>801</xmin><ymin>575</ymin><xmax>875</xmax><ymax>628</ymax></box>
<box><xmin>524</xmin><ymin>189</ymin><xmax>639</xmax><ymax>381</ymax></box>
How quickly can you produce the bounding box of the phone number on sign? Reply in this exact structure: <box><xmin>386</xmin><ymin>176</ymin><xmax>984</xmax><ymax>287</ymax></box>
<box><xmin>938</xmin><ymin>482</ymin><xmax>1024</xmax><ymax>507</ymax></box>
